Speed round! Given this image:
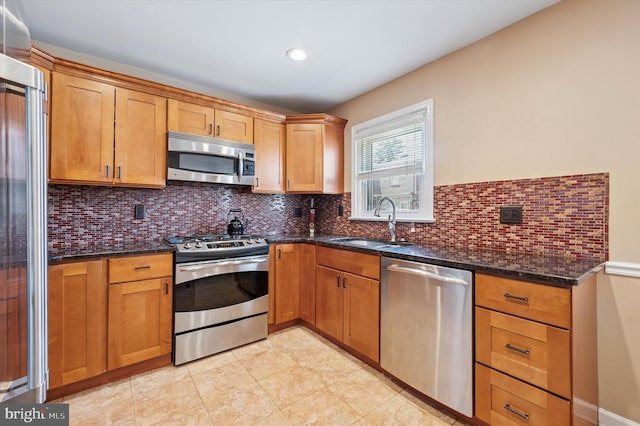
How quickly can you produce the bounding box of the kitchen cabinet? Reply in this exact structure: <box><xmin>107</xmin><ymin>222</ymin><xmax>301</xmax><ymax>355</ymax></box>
<box><xmin>48</xmin><ymin>260</ymin><xmax>107</xmax><ymax>389</ymax></box>
<box><xmin>475</xmin><ymin>273</ymin><xmax>598</xmax><ymax>426</ymax></box>
<box><xmin>253</xmin><ymin>119</ymin><xmax>285</xmax><ymax>193</ymax></box>
<box><xmin>272</xmin><ymin>244</ymin><xmax>300</xmax><ymax>324</ymax></box>
<box><xmin>107</xmin><ymin>253</ymin><xmax>173</xmax><ymax>370</ymax></box>
<box><xmin>269</xmin><ymin>243</ymin><xmax>316</xmax><ymax>326</ymax></box>
<box><xmin>315</xmin><ymin>246</ymin><xmax>380</xmax><ymax>362</ymax></box>
<box><xmin>50</xmin><ymin>72</ymin><xmax>167</xmax><ymax>188</ymax></box>
<box><xmin>285</xmin><ymin>114</ymin><xmax>347</xmax><ymax>194</ymax></box>
<box><xmin>0</xmin><ymin>267</ymin><xmax>27</xmax><ymax>384</ymax></box>
<box><xmin>167</xmin><ymin>99</ymin><xmax>254</xmax><ymax>144</ymax></box>
<box><xmin>298</xmin><ymin>244</ymin><xmax>317</xmax><ymax>324</ymax></box>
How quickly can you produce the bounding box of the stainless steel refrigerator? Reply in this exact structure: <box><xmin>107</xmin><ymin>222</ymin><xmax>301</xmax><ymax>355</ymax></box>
<box><xmin>1</xmin><ymin>0</ymin><xmax>48</xmax><ymax>403</ymax></box>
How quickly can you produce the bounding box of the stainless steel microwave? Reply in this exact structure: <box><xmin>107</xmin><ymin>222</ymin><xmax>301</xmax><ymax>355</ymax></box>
<box><xmin>167</xmin><ymin>131</ymin><xmax>256</xmax><ymax>186</ymax></box>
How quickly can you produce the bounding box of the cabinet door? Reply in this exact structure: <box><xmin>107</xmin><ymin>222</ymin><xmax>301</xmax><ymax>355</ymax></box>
<box><xmin>315</xmin><ymin>265</ymin><xmax>343</xmax><ymax>341</ymax></box>
<box><xmin>50</xmin><ymin>73</ymin><xmax>114</xmax><ymax>183</ymax></box>
<box><xmin>274</xmin><ymin>244</ymin><xmax>299</xmax><ymax>324</ymax></box>
<box><xmin>253</xmin><ymin>119</ymin><xmax>285</xmax><ymax>193</ymax></box>
<box><xmin>298</xmin><ymin>244</ymin><xmax>317</xmax><ymax>324</ymax></box>
<box><xmin>286</xmin><ymin>123</ymin><xmax>324</xmax><ymax>192</ymax></box>
<box><xmin>214</xmin><ymin>109</ymin><xmax>254</xmax><ymax>144</ymax></box>
<box><xmin>48</xmin><ymin>261</ymin><xmax>106</xmax><ymax>388</ymax></box>
<box><xmin>108</xmin><ymin>277</ymin><xmax>172</xmax><ymax>370</ymax></box>
<box><xmin>167</xmin><ymin>99</ymin><xmax>215</xmax><ymax>137</ymax></box>
<box><xmin>343</xmin><ymin>272</ymin><xmax>380</xmax><ymax>362</ymax></box>
<box><xmin>0</xmin><ymin>267</ymin><xmax>27</xmax><ymax>384</ymax></box>
<box><xmin>114</xmin><ymin>88</ymin><xmax>167</xmax><ymax>187</ymax></box>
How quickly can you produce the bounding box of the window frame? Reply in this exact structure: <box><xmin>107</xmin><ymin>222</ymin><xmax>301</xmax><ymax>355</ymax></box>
<box><xmin>350</xmin><ymin>99</ymin><xmax>434</xmax><ymax>223</ymax></box>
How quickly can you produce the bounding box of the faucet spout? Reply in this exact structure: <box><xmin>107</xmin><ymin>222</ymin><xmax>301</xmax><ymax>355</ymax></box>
<box><xmin>373</xmin><ymin>197</ymin><xmax>397</xmax><ymax>242</ymax></box>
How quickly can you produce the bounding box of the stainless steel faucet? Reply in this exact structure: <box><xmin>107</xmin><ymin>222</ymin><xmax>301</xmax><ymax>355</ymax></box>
<box><xmin>373</xmin><ymin>197</ymin><xmax>397</xmax><ymax>242</ymax></box>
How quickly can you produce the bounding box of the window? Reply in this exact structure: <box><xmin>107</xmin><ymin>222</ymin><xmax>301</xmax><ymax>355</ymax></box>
<box><xmin>351</xmin><ymin>99</ymin><xmax>434</xmax><ymax>222</ymax></box>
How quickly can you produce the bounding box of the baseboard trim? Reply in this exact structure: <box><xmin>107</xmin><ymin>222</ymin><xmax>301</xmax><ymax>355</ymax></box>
<box><xmin>605</xmin><ymin>261</ymin><xmax>640</xmax><ymax>278</ymax></box>
<box><xmin>599</xmin><ymin>408</ymin><xmax>640</xmax><ymax>426</ymax></box>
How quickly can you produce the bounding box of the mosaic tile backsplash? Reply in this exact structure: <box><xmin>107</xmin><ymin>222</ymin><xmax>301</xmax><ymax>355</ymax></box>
<box><xmin>48</xmin><ymin>173</ymin><xmax>608</xmax><ymax>260</ymax></box>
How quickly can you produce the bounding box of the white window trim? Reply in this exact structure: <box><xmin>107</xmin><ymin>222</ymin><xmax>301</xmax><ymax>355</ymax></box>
<box><xmin>350</xmin><ymin>99</ymin><xmax>435</xmax><ymax>223</ymax></box>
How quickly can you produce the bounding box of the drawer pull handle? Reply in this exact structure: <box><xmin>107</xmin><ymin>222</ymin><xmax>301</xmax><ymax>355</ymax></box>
<box><xmin>504</xmin><ymin>403</ymin><xmax>529</xmax><ymax>420</ymax></box>
<box><xmin>135</xmin><ymin>265</ymin><xmax>151</xmax><ymax>270</ymax></box>
<box><xmin>503</xmin><ymin>293</ymin><xmax>529</xmax><ymax>302</ymax></box>
<box><xmin>505</xmin><ymin>343</ymin><xmax>531</xmax><ymax>355</ymax></box>
<box><xmin>337</xmin><ymin>276</ymin><xmax>340</xmax><ymax>287</ymax></box>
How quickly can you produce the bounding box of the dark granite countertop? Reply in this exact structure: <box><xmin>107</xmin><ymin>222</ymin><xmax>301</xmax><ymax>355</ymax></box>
<box><xmin>48</xmin><ymin>234</ymin><xmax>604</xmax><ymax>288</ymax></box>
<box><xmin>266</xmin><ymin>234</ymin><xmax>604</xmax><ymax>288</ymax></box>
<box><xmin>48</xmin><ymin>240</ymin><xmax>172</xmax><ymax>263</ymax></box>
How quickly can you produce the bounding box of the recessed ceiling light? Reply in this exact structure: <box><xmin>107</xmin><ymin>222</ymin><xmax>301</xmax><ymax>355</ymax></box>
<box><xmin>286</xmin><ymin>48</ymin><xmax>307</xmax><ymax>61</ymax></box>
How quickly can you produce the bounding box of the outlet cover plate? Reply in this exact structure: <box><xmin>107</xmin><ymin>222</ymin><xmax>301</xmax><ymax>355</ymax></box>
<box><xmin>500</xmin><ymin>206</ymin><xmax>522</xmax><ymax>224</ymax></box>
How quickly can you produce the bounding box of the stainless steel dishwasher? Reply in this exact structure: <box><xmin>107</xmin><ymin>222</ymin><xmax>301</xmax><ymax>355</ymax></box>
<box><xmin>380</xmin><ymin>257</ymin><xmax>473</xmax><ymax>417</ymax></box>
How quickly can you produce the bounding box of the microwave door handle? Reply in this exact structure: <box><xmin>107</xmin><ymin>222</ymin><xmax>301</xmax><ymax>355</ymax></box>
<box><xmin>238</xmin><ymin>152</ymin><xmax>244</xmax><ymax>181</ymax></box>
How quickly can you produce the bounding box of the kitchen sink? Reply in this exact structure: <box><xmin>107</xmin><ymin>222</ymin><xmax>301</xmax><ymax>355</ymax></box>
<box><xmin>329</xmin><ymin>237</ymin><xmax>413</xmax><ymax>249</ymax></box>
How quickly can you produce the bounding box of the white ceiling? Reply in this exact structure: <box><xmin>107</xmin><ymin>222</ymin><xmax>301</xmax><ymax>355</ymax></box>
<box><xmin>22</xmin><ymin>0</ymin><xmax>559</xmax><ymax>113</ymax></box>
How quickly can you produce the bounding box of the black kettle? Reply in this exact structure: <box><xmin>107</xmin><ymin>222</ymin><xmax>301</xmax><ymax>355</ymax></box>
<box><xmin>227</xmin><ymin>209</ymin><xmax>248</xmax><ymax>236</ymax></box>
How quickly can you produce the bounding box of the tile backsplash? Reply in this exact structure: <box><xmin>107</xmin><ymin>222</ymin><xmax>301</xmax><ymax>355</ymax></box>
<box><xmin>48</xmin><ymin>173</ymin><xmax>608</xmax><ymax>260</ymax></box>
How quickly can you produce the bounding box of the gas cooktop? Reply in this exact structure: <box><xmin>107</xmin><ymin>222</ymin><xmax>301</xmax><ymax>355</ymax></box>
<box><xmin>163</xmin><ymin>234</ymin><xmax>268</xmax><ymax>255</ymax></box>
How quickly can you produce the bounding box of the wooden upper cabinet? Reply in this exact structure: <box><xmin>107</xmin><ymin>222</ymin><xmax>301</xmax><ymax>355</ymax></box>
<box><xmin>168</xmin><ymin>99</ymin><xmax>254</xmax><ymax>144</ymax></box>
<box><xmin>167</xmin><ymin>99</ymin><xmax>215</xmax><ymax>137</ymax></box>
<box><xmin>50</xmin><ymin>72</ymin><xmax>167</xmax><ymax>188</ymax></box>
<box><xmin>214</xmin><ymin>109</ymin><xmax>253</xmax><ymax>144</ymax></box>
<box><xmin>253</xmin><ymin>119</ymin><xmax>285</xmax><ymax>193</ymax></box>
<box><xmin>50</xmin><ymin>72</ymin><xmax>115</xmax><ymax>184</ymax></box>
<box><xmin>48</xmin><ymin>260</ymin><xmax>107</xmax><ymax>389</ymax></box>
<box><xmin>285</xmin><ymin>114</ymin><xmax>347</xmax><ymax>194</ymax></box>
<box><xmin>114</xmin><ymin>88</ymin><xmax>167</xmax><ymax>187</ymax></box>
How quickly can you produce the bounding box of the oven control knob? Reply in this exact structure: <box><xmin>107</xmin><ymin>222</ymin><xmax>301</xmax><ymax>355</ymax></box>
<box><xmin>195</xmin><ymin>240</ymin><xmax>202</xmax><ymax>248</ymax></box>
<box><xmin>183</xmin><ymin>242</ymin><xmax>192</xmax><ymax>249</ymax></box>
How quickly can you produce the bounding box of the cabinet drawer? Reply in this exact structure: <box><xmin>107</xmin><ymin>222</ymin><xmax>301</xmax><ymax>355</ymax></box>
<box><xmin>316</xmin><ymin>246</ymin><xmax>379</xmax><ymax>280</ymax></box>
<box><xmin>476</xmin><ymin>307</ymin><xmax>571</xmax><ymax>399</ymax></box>
<box><xmin>108</xmin><ymin>253</ymin><xmax>172</xmax><ymax>284</ymax></box>
<box><xmin>476</xmin><ymin>274</ymin><xmax>571</xmax><ymax>329</ymax></box>
<box><xmin>476</xmin><ymin>363</ymin><xmax>570</xmax><ymax>426</ymax></box>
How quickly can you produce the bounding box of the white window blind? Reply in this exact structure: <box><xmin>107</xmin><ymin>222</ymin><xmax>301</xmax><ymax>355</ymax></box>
<box><xmin>351</xmin><ymin>99</ymin><xmax>434</xmax><ymax>222</ymax></box>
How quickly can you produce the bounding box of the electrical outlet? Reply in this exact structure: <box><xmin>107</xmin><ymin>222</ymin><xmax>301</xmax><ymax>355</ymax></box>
<box><xmin>338</xmin><ymin>204</ymin><xmax>344</xmax><ymax>216</ymax></box>
<box><xmin>500</xmin><ymin>206</ymin><xmax>523</xmax><ymax>224</ymax></box>
<box><xmin>294</xmin><ymin>207</ymin><xmax>302</xmax><ymax>218</ymax></box>
<box><xmin>134</xmin><ymin>204</ymin><xmax>146</xmax><ymax>219</ymax></box>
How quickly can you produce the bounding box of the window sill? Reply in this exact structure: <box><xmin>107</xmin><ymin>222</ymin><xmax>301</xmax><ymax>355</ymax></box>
<box><xmin>348</xmin><ymin>216</ymin><xmax>436</xmax><ymax>224</ymax></box>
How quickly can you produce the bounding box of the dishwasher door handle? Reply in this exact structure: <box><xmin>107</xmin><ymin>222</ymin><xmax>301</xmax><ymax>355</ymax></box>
<box><xmin>386</xmin><ymin>264</ymin><xmax>469</xmax><ymax>286</ymax></box>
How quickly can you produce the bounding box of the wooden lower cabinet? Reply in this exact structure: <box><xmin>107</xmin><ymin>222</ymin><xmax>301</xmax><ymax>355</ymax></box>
<box><xmin>48</xmin><ymin>260</ymin><xmax>107</xmax><ymax>389</ymax></box>
<box><xmin>107</xmin><ymin>277</ymin><xmax>173</xmax><ymax>370</ymax></box>
<box><xmin>48</xmin><ymin>252</ymin><xmax>173</xmax><ymax>393</ymax></box>
<box><xmin>270</xmin><ymin>243</ymin><xmax>317</xmax><ymax>326</ymax></box>
<box><xmin>0</xmin><ymin>267</ymin><xmax>27</xmax><ymax>384</ymax></box>
<box><xmin>315</xmin><ymin>247</ymin><xmax>380</xmax><ymax>362</ymax></box>
<box><xmin>273</xmin><ymin>244</ymin><xmax>300</xmax><ymax>324</ymax></box>
<box><xmin>475</xmin><ymin>273</ymin><xmax>598</xmax><ymax>425</ymax></box>
<box><xmin>298</xmin><ymin>244</ymin><xmax>317</xmax><ymax>324</ymax></box>
<box><xmin>476</xmin><ymin>364</ymin><xmax>570</xmax><ymax>426</ymax></box>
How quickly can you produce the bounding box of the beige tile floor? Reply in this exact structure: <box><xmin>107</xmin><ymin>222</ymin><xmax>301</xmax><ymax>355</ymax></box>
<box><xmin>57</xmin><ymin>326</ymin><xmax>469</xmax><ymax>425</ymax></box>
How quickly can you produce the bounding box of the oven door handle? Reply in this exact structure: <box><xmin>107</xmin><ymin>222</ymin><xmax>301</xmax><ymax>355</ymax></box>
<box><xmin>178</xmin><ymin>258</ymin><xmax>267</xmax><ymax>272</ymax></box>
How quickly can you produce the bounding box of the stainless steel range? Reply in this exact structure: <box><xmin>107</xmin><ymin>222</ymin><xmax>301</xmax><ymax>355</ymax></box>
<box><xmin>164</xmin><ymin>234</ymin><xmax>269</xmax><ymax>365</ymax></box>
